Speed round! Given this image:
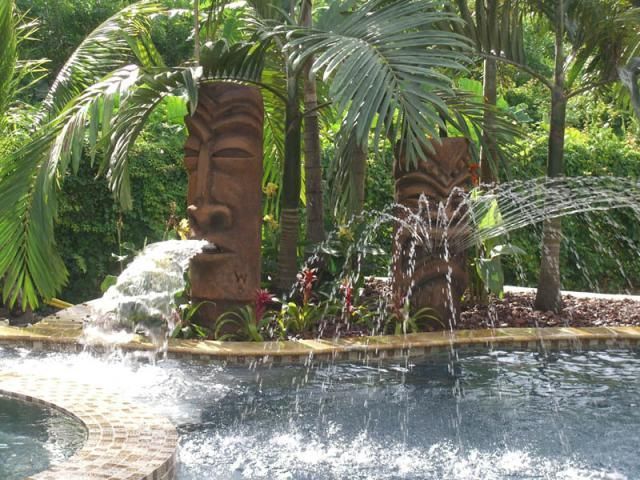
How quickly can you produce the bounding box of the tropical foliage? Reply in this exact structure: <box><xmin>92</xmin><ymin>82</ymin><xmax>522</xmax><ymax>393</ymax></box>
<box><xmin>1</xmin><ymin>0</ymin><xmax>640</xmax><ymax>321</ymax></box>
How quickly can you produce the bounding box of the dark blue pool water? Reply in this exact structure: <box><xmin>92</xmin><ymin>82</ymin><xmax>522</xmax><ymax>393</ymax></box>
<box><xmin>1</xmin><ymin>345</ymin><xmax>638</xmax><ymax>479</ymax></box>
<box><xmin>0</xmin><ymin>395</ymin><xmax>85</xmax><ymax>480</ymax></box>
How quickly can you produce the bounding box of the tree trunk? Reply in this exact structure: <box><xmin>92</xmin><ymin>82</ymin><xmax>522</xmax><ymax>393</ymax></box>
<box><xmin>535</xmin><ymin>2</ymin><xmax>566</xmax><ymax>312</ymax></box>
<box><xmin>481</xmin><ymin>57</ymin><xmax>498</xmax><ymax>184</ymax></box>
<box><xmin>193</xmin><ymin>0</ymin><xmax>200</xmax><ymax>62</ymax></box>
<box><xmin>277</xmin><ymin>208</ymin><xmax>300</xmax><ymax>291</ymax></box>
<box><xmin>276</xmin><ymin>55</ymin><xmax>302</xmax><ymax>291</ymax></box>
<box><xmin>301</xmin><ymin>0</ymin><xmax>325</xmax><ymax>249</ymax></box>
<box><xmin>351</xmin><ymin>139</ymin><xmax>368</xmax><ymax>215</ymax></box>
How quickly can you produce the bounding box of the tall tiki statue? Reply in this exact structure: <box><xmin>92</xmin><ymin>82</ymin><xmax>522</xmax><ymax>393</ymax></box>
<box><xmin>184</xmin><ymin>83</ymin><xmax>264</xmax><ymax>324</ymax></box>
<box><xmin>392</xmin><ymin>138</ymin><xmax>471</xmax><ymax>327</ymax></box>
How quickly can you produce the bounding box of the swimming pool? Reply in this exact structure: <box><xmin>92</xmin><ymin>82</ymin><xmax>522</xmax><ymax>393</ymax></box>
<box><xmin>1</xmin><ymin>345</ymin><xmax>638</xmax><ymax>479</ymax></box>
<box><xmin>0</xmin><ymin>394</ymin><xmax>85</xmax><ymax>480</ymax></box>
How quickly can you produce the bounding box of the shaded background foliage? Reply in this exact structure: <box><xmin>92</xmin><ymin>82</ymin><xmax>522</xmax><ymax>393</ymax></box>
<box><xmin>12</xmin><ymin>0</ymin><xmax>191</xmax><ymax>302</ymax></box>
<box><xmin>56</xmin><ymin>112</ymin><xmax>187</xmax><ymax>302</ymax></box>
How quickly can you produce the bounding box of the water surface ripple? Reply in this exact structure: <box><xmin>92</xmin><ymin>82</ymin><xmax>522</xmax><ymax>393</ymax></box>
<box><xmin>0</xmin><ymin>346</ymin><xmax>638</xmax><ymax>479</ymax></box>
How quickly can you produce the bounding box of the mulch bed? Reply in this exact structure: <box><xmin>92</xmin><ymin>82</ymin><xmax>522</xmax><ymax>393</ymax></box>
<box><xmin>309</xmin><ymin>289</ymin><xmax>640</xmax><ymax>339</ymax></box>
<box><xmin>3</xmin><ymin>289</ymin><xmax>640</xmax><ymax>340</ymax></box>
<box><xmin>459</xmin><ymin>292</ymin><xmax>640</xmax><ymax>330</ymax></box>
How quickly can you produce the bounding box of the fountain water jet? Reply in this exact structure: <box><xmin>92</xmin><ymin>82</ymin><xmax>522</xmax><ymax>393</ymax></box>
<box><xmin>84</xmin><ymin>239</ymin><xmax>207</xmax><ymax>348</ymax></box>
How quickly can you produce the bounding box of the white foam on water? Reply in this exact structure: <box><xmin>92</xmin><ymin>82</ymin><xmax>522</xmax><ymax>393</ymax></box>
<box><xmin>82</xmin><ymin>239</ymin><xmax>207</xmax><ymax>347</ymax></box>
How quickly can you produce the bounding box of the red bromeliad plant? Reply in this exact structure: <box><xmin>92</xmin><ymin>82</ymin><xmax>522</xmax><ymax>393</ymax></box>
<box><xmin>255</xmin><ymin>289</ymin><xmax>275</xmax><ymax>322</ymax></box>
<box><xmin>297</xmin><ymin>267</ymin><xmax>318</xmax><ymax>306</ymax></box>
<box><xmin>340</xmin><ymin>279</ymin><xmax>354</xmax><ymax>319</ymax></box>
<box><xmin>469</xmin><ymin>162</ymin><xmax>480</xmax><ymax>186</ymax></box>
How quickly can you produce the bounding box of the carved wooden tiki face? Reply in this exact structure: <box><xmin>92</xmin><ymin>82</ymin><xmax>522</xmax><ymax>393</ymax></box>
<box><xmin>184</xmin><ymin>83</ymin><xmax>263</xmax><ymax>318</ymax></box>
<box><xmin>392</xmin><ymin>138</ymin><xmax>471</xmax><ymax>326</ymax></box>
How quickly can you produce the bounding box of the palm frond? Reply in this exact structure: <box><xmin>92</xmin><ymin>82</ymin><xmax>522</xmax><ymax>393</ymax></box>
<box><xmin>262</xmin><ymin>77</ymin><xmax>286</xmax><ymax>218</ymax></box>
<box><xmin>0</xmin><ymin>64</ymin><xmax>149</xmax><ymax>309</ymax></box>
<box><xmin>283</xmin><ymin>0</ymin><xmax>473</xmax><ymax>167</ymax></box>
<box><xmin>245</xmin><ymin>0</ymin><xmax>292</xmax><ymax>24</ymax></box>
<box><xmin>199</xmin><ymin>37</ymin><xmax>268</xmax><ymax>83</ymax></box>
<box><xmin>437</xmin><ymin>88</ymin><xmax>523</xmax><ymax>174</ymax></box>
<box><xmin>565</xmin><ymin>1</ymin><xmax>639</xmax><ymax>90</ymax></box>
<box><xmin>452</xmin><ymin>0</ymin><xmax>526</xmax><ymax>64</ymax></box>
<box><xmin>328</xmin><ymin>127</ymin><xmax>368</xmax><ymax>223</ymax></box>
<box><xmin>105</xmin><ymin>67</ymin><xmax>201</xmax><ymax>208</ymax></box>
<box><xmin>36</xmin><ymin>0</ymin><xmax>165</xmax><ymax>125</ymax></box>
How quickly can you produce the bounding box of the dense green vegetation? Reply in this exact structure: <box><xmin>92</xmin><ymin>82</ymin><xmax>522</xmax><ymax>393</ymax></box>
<box><xmin>1</xmin><ymin>0</ymin><xmax>639</xmax><ymax>319</ymax></box>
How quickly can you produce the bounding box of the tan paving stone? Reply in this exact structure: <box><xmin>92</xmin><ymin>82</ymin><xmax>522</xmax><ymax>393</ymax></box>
<box><xmin>1</xmin><ymin>315</ymin><xmax>640</xmax><ymax>365</ymax></box>
<box><xmin>0</xmin><ymin>372</ymin><xmax>177</xmax><ymax>480</ymax></box>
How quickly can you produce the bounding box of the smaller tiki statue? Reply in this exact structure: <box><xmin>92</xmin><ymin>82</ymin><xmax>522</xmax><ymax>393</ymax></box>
<box><xmin>184</xmin><ymin>83</ymin><xmax>264</xmax><ymax>325</ymax></box>
<box><xmin>391</xmin><ymin>138</ymin><xmax>472</xmax><ymax>328</ymax></box>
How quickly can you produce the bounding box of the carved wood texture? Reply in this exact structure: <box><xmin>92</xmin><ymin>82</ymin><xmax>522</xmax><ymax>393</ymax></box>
<box><xmin>184</xmin><ymin>83</ymin><xmax>264</xmax><ymax>324</ymax></box>
<box><xmin>392</xmin><ymin>138</ymin><xmax>471</xmax><ymax>326</ymax></box>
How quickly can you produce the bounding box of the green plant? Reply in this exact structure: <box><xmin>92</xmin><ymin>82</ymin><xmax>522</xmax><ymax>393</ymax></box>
<box><xmin>384</xmin><ymin>299</ymin><xmax>442</xmax><ymax>335</ymax></box>
<box><xmin>99</xmin><ymin>274</ymin><xmax>118</xmax><ymax>293</ymax></box>
<box><xmin>170</xmin><ymin>300</ymin><xmax>212</xmax><ymax>340</ymax></box>
<box><xmin>168</xmin><ymin>272</ymin><xmax>212</xmax><ymax>340</ymax></box>
<box><xmin>314</xmin><ymin>218</ymin><xmax>388</xmax><ymax>288</ymax></box>
<box><xmin>472</xmin><ymin>195</ymin><xmax>525</xmax><ymax>299</ymax></box>
<box><xmin>275</xmin><ymin>301</ymin><xmax>332</xmax><ymax>337</ymax></box>
<box><xmin>215</xmin><ymin>305</ymin><xmax>267</xmax><ymax>342</ymax></box>
<box><xmin>337</xmin><ymin>279</ymin><xmax>376</xmax><ymax>326</ymax></box>
<box><xmin>475</xmin><ymin>244</ymin><xmax>525</xmax><ymax>298</ymax></box>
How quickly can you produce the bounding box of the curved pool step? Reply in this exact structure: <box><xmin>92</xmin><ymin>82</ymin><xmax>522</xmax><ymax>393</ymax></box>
<box><xmin>0</xmin><ymin>371</ymin><xmax>177</xmax><ymax>480</ymax></box>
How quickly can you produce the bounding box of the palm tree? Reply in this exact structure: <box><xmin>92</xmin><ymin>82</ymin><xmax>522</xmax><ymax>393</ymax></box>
<box><xmin>301</xmin><ymin>0</ymin><xmax>324</xmax><ymax>250</ymax></box>
<box><xmin>470</xmin><ymin>0</ymin><xmax>639</xmax><ymax>311</ymax></box>
<box><xmin>0</xmin><ymin>1</ymin><xmax>185</xmax><ymax>308</ymax></box>
<box><xmin>0</xmin><ymin>2</ymin><xmax>47</xmax><ymax>140</ymax></box>
<box><xmin>533</xmin><ymin>0</ymin><xmax>639</xmax><ymax>311</ymax></box>
<box><xmin>243</xmin><ymin>0</ymin><xmax>518</xmax><ymax>289</ymax></box>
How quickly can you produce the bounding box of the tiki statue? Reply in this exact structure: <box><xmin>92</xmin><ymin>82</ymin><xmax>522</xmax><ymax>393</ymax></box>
<box><xmin>392</xmin><ymin>138</ymin><xmax>471</xmax><ymax>327</ymax></box>
<box><xmin>184</xmin><ymin>83</ymin><xmax>264</xmax><ymax>324</ymax></box>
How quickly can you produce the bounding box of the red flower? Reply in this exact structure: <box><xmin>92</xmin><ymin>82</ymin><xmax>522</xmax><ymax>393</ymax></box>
<box><xmin>340</xmin><ymin>280</ymin><xmax>354</xmax><ymax>317</ymax></box>
<box><xmin>255</xmin><ymin>289</ymin><xmax>274</xmax><ymax>322</ymax></box>
<box><xmin>469</xmin><ymin>162</ymin><xmax>480</xmax><ymax>186</ymax></box>
<box><xmin>297</xmin><ymin>267</ymin><xmax>318</xmax><ymax>305</ymax></box>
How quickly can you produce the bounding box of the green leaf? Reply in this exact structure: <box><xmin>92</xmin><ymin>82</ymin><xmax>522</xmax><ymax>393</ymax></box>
<box><xmin>164</xmin><ymin>95</ymin><xmax>188</xmax><ymax>125</ymax></box>
<box><xmin>476</xmin><ymin>257</ymin><xmax>505</xmax><ymax>298</ymax></box>
<box><xmin>100</xmin><ymin>275</ymin><xmax>118</xmax><ymax>293</ymax></box>
<box><xmin>283</xmin><ymin>0</ymin><xmax>472</xmax><ymax>167</ymax></box>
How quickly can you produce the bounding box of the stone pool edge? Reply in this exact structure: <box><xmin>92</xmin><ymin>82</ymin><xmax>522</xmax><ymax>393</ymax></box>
<box><xmin>1</xmin><ymin>318</ymin><xmax>639</xmax><ymax>365</ymax></box>
<box><xmin>0</xmin><ymin>371</ymin><xmax>178</xmax><ymax>480</ymax></box>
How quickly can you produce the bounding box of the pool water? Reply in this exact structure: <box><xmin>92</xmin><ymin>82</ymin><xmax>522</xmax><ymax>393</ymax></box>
<box><xmin>0</xmin><ymin>395</ymin><xmax>86</xmax><ymax>480</ymax></box>
<box><xmin>1</xmin><ymin>345</ymin><xmax>639</xmax><ymax>479</ymax></box>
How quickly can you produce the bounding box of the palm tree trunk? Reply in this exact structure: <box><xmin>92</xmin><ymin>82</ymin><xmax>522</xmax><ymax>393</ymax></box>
<box><xmin>535</xmin><ymin>1</ymin><xmax>566</xmax><ymax>312</ymax></box>
<box><xmin>481</xmin><ymin>57</ymin><xmax>497</xmax><ymax>184</ymax></box>
<box><xmin>276</xmin><ymin>56</ymin><xmax>302</xmax><ymax>291</ymax></box>
<box><xmin>351</xmin><ymin>140</ymin><xmax>367</xmax><ymax>215</ymax></box>
<box><xmin>193</xmin><ymin>0</ymin><xmax>200</xmax><ymax>62</ymax></box>
<box><xmin>301</xmin><ymin>0</ymin><xmax>325</xmax><ymax>249</ymax></box>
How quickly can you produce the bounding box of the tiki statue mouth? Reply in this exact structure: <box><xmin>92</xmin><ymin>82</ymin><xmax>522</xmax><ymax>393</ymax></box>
<box><xmin>200</xmin><ymin>242</ymin><xmax>234</xmax><ymax>257</ymax></box>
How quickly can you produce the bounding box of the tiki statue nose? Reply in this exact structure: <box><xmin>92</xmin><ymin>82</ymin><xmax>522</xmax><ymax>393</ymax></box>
<box><xmin>187</xmin><ymin>204</ymin><xmax>232</xmax><ymax>236</ymax></box>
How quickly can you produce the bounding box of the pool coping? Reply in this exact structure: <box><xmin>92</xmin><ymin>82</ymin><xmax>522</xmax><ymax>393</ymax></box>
<box><xmin>0</xmin><ymin>371</ymin><xmax>178</xmax><ymax>480</ymax></box>
<box><xmin>1</xmin><ymin>305</ymin><xmax>639</xmax><ymax>365</ymax></box>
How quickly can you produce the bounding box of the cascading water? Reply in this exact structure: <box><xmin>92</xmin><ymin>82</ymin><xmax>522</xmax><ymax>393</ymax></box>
<box><xmin>83</xmin><ymin>239</ymin><xmax>207</xmax><ymax>348</ymax></box>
